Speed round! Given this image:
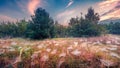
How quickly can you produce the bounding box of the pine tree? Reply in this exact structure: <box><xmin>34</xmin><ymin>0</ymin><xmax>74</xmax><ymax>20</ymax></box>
<box><xmin>85</xmin><ymin>7</ymin><xmax>100</xmax><ymax>24</ymax></box>
<box><xmin>26</xmin><ymin>8</ymin><xmax>54</xmax><ymax>39</ymax></box>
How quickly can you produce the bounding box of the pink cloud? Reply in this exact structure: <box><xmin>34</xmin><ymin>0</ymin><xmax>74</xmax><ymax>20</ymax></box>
<box><xmin>56</xmin><ymin>9</ymin><xmax>77</xmax><ymax>25</ymax></box>
<box><xmin>56</xmin><ymin>3</ymin><xmax>96</xmax><ymax>25</ymax></box>
<box><xmin>101</xmin><ymin>9</ymin><xmax>120</xmax><ymax>21</ymax></box>
<box><xmin>98</xmin><ymin>0</ymin><xmax>120</xmax><ymax>21</ymax></box>
<box><xmin>0</xmin><ymin>15</ymin><xmax>17</xmax><ymax>22</ymax></box>
<box><xmin>28</xmin><ymin>0</ymin><xmax>41</xmax><ymax>15</ymax></box>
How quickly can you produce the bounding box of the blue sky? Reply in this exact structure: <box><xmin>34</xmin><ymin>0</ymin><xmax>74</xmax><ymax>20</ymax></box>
<box><xmin>0</xmin><ymin>0</ymin><xmax>120</xmax><ymax>25</ymax></box>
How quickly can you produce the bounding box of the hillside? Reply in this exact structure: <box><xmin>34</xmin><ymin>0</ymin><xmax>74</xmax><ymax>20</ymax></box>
<box><xmin>100</xmin><ymin>17</ymin><xmax>120</xmax><ymax>24</ymax></box>
<box><xmin>0</xmin><ymin>35</ymin><xmax>120</xmax><ymax>68</ymax></box>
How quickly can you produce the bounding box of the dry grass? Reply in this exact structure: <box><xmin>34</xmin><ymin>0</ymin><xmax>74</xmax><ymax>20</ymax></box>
<box><xmin>0</xmin><ymin>35</ymin><xmax>120</xmax><ymax>68</ymax></box>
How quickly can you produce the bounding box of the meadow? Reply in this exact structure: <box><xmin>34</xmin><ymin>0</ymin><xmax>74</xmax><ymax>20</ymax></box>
<box><xmin>1</xmin><ymin>0</ymin><xmax>120</xmax><ymax>68</ymax></box>
<box><xmin>0</xmin><ymin>34</ymin><xmax>120</xmax><ymax>68</ymax></box>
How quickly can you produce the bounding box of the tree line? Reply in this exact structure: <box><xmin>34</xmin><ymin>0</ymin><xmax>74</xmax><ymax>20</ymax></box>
<box><xmin>0</xmin><ymin>7</ymin><xmax>120</xmax><ymax>39</ymax></box>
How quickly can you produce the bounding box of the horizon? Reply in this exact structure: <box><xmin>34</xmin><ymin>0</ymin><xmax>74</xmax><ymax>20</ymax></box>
<box><xmin>0</xmin><ymin>0</ymin><xmax>120</xmax><ymax>25</ymax></box>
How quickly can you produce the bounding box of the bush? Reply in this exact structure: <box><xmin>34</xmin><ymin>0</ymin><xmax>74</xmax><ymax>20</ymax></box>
<box><xmin>0</xmin><ymin>20</ymin><xmax>27</xmax><ymax>38</ymax></box>
<box><xmin>107</xmin><ymin>22</ymin><xmax>120</xmax><ymax>34</ymax></box>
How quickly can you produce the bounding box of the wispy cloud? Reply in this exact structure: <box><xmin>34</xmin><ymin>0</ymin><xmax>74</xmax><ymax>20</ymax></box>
<box><xmin>28</xmin><ymin>0</ymin><xmax>41</xmax><ymax>15</ymax></box>
<box><xmin>0</xmin><ymin>14</ymin><xmax>17</xmax><ymax>22</ymax></box>
<box><xmin>56</xmin><ymin>6</ymin><xmax>85</xmax><ymax>25</ymax></box>
<box><xmin>100</xmin><ymin>9</ymin><xmax>120</xmax><ymax>21</ymax></box>
<box><xmin>56</xmin><ymin>2</ymin><xmax>97</xmax><ymax>25</ymax></box>
<box><xmin>15</xmin><ymin>0</ymin><xmax>28</xmax><ymax>14</ymax></box>
<box><xmin>56</xmin><ymin>10</ymin><xmax>76</xmax><ymax>25</ymax></box>
<box><xmin>66</xmin><ymin>0</ymin><xmax>74</xmax><ymax>8</ymax></box>
<box><xmin>98</xmin><ymin>0</ymin><xmax>120</xmax><ymax>21</ymax></box>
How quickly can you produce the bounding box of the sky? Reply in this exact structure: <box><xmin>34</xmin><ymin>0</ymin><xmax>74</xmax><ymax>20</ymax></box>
<box><xmin>0</xmin><ymin>0</ymin><xmax>120</xmax><ymax>25</ymax></box>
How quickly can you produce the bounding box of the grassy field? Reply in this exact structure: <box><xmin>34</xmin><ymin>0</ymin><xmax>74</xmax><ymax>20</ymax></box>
<box><xmin>0</xmin><ymin>35</ymin><xmax>120</xmax><ymax>68</ymax></box>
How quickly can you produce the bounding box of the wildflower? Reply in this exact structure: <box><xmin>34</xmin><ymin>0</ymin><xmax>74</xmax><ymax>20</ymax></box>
<box><xmin>106</xmin><ymin>41</ymin><xmax>111</xmax><ymax>44</ymax></box>
<box><xmin>71</xmin><ymin>49</ymin><xmax>81</xmax><ymax>56</ymax></box>
<box><xmin>51</xmin><ymin>49</ymin><xmax>57</xmax><ymax>55</ymax></box>
<box><xmin>67</xmin><ymin>46</ymin><xmax>73</xmax><ymax>50</ymax></box>
<box><xmin>59</xmin><ymin>53</ymin><xmax>66</xmax><ymax>57</ymax></box>
<box><xmin>31</xmin><ymin>53</ymin><xmax>38</xmax><ymax>59</ymax></box>
<box><xmin>0</xmin><ymin>49</ymin><xmax>5</xmax><ymax>55</ymax></box>
<box><xmin>79</xmin><ymin>39</ymin><xmax>83</xmax><ymax>42</ymax></box>
<box><xmin>74</xmin><ymin>42</ymin><xmax>78</xmax><ymax>47</ymax></box>
<box><xmin>46</xmin><ymin>48</ymin><xmax>51</xmax><ymax>52</ymax></box>
<box><xmin>0</xmin><ymin>41</ymin><xmax>4</xmax><ymax>44</ymax></box>
<box><xmin>11</xmin><ymin>42</ymin><xmax>17</xmax><ymax>45</ymax></box>
<box><xmin>107</xmin><ymin>47</ymin><xmax>117</xmax><ymax>51</ymax></box>
<box><xmin>40</xmin><ymin>55</ymin><xmax>49</xmax><ymax>62</ymax></box>
<box><xmin>37</xmin><ymin>45</ymin><xmax>43</xmax><ymax>49</ymax></box>
<box><xmin>108</xmin><ymin>45</ymin><xmax>118</xmax><ymax>48</ymax></box>
<box><xmin>114</xmin><ymin>37</ymin><xmax>120</xmax><ymax>40</ymax></box>
<box><xmin>100</xmin><ymin>59</ymin><xmax>114</xmax><ymax>67</ymax></box>
<box><xmin>24</xmin><ymin>42</ymin><xmax>30</xmax><ymax>45</ymax></box>
<box><xmin>81</xmin><ymin>42</ymin><xmax>88</xmax><ymax>48</ymax></box>
<box><xmin>31</xmin><ymin>62</ymin><xmax>35</xmax><ymax>65</ymax></box>
<box><xmin>55</xmin><ymin>43</ymin><xmax>59</xmax><ymax>46</ymax></box>
<box><xmin>114</xmin><ymin>41</ymin><xmax>120</xmax><ymax>45</ymax></box>
<box><xmin>110</xmin><ymin>52</ymin><xmax>120</xmax><ymax>59</ymax></box>
<box><xmin>93</xmin><ymin>41</ymin><xmax>101</xmax><ymax>45</ymax></box>
<box><xmin>100</xmin><ymin>48</ymin><xmax>108</xmax><ymax>52</ymax></box>
<box><xmin>2</xmin><ymin>46</ymin><xmax>10</xmax><ymax>49</ymax></box>
<box><xmin>49</xmin><ymin>42</ymin><xmax>52</xmax><ymax>45</ymax></box>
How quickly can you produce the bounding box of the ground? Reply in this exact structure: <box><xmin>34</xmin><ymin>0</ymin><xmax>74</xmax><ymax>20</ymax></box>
<box><xmin>0</xmin><ymin>35</ymin><xmax>120</xmax><ymax>68</ymax></box>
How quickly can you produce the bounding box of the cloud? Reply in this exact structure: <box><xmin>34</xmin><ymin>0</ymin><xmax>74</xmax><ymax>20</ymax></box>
<box><xmin>56</xmin><ymin>7</ymin><xmax>83</xmax><ymax>25</ymax></box>
<box><xmin>56</xmin><ymin>10</ymin><xmax>76</xmax><ymax>25</ymax></box>
<box><xmin>28</xmin><ymin>0</ymin><xmax>41</xmax><ymax>15</ymax></box>
<box><xmin>15</xmin><ymin>0</ymin><xmax>28</xmax><ymax>14</ymax></box>
<box><xmin>98</xmin><ymin>0</ymin><xmax>120</xmax><ymax>21</ymax></box>
<box><xmin>100</xmin><ymin>9</ymin><xmax>120</xmax><ymax>21</ymax></box>
<box><xmin>0</xmin><ymin>15</ymin><xmax>17</xmax><ymax>22</ymax></box>
<box><xmin>66</xmin><ymin>0</ymin><xmax>74</xmax><ymax>8</ymax></box>
<box><xmin>56</xmin><ymin>2</ymin><xmax>97</xmax><ymax>25</ymax></box>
